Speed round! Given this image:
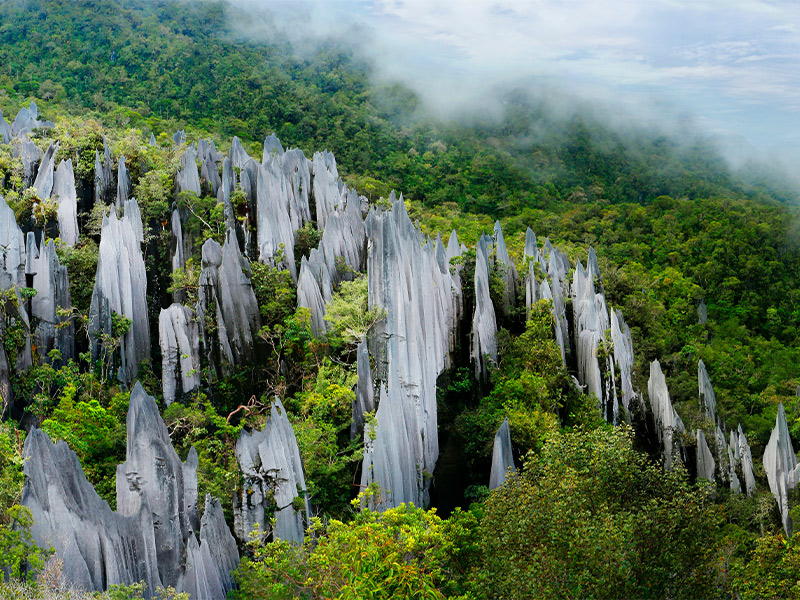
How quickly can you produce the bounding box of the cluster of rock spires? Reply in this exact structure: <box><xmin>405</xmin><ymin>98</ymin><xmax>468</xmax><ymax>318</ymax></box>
<box><xmin>6</xmin><ymin>115</ymin><xmax>800</xmax><ymax>599</ymax></box>
<box><xmin>22</xmin><ymin>382</ymin><xmax>238</xmax><ymax>599</ymax></box>
<box><xmin>359</xmin><ymin>196</ymin><xmax>462</xmax><ymax>509</ymax></box>
<box><xmin>234</xmin><ymin>398</ymin><xmax>310</xmax><ymax>544</ymax></box>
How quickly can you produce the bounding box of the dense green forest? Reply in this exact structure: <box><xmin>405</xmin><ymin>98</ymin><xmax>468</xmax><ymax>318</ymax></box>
<box><xmin>0</xmin><ymin>0</ymin><xmax>800</xmax><ymax>598</ymax></box>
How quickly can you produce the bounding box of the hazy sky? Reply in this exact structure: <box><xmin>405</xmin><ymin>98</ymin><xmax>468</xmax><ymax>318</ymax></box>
<box><xmin>238</xmin><ymin>0</ymin><xmax>800</xmax><ymax>167</ymax></box>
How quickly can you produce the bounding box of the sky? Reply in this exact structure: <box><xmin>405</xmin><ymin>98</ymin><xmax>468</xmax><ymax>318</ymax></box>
<box><xmin>234</xmin><ymin>0</ymin><xmax>800</xmax><ymax>169</ymax></box>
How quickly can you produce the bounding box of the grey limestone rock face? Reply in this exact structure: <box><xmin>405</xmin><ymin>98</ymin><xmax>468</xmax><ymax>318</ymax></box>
<box><xmin>22</xmin><ymin>428</ymin><xmax>163</xmax><ymax>596</ymax></box>
<box><xmin>0</xmin><ymin>109</ymin><xmax>11</xmax><ymax>144</ymax></box>
<box><xmin>262</xmin><ymin>133</ymin><xmax>284</xmax><ymax>158</ymax></box>
<box><xmin>11</xmin><ymin>102</ymin><xmax>52</xmax><ymax>138</ymax></box>
<box><xmin>493</xmin><ymin>221</ymin><xmax>518</xmax><ymax>315</ymax></box>
<box><xmin>18</xmin><ymin>139</ymin><xmax>43</xmax><ymax>188</ymax></box>
<box><xmin>471</xmin><ymin>233</ymin><xmax>498</xmax><ymax>380</ymax></box>
<box><xmin>88</xmin><ymin>201</ymin><xmax>150</xmax><ymax>384</ymax></box>
<box><xmin>763</xmin><ymin>403</ymin><xmax>800</xmax><ymax>536</ymax></box>
<box><xmin>22</xmin><ymin>382</ymin><xmax>240</xmax><ymax>598</ymax></box>
<box><xmin>648</xmin><ymin>360</ymin><xmax>685</xmax><ymax>470</ymax></box>
<box><xmin>159</xmin><ymin>304</ymin><xmax>200</xmax><ymax>406</ymax></box>
<box><xmin>698</xmin><ymin>300</ymin><xmax>708</xmax><ymax>324</ymax></box>
<box><xmin>543</xmin><ymin>239</ymin><xmax>570</xmax><ymax>363</ymax></box>
<box><xmin>117</xmin><ymin>382</ymin><xmax>196</xmax><ymax>589</ymax></box>
<box><xmin>297</xmin><ymin>255</ymin><xmax>328</xmax><ymax>337</ymax></box>
<box><xmin>312</xmin><ymin>150</ymin><xmax>340</xmax><ymax>230</ymax></box>
<box><xmin>360</xmin><ymin>198</ymin><xmax>461</xmax><ymax>509</ymax></box>
<box><xmin>234</xmin><ymin>398</ymin><xmax>310</xmax><ymax>544</ymax></box>
<box><xmin>351</xmin><ymin>336</ymin><xmax>376</xmax><ymax>440</ymax></box>
<box><xmin>28</xmin><ymin>237</ymin><xmax>74</xmax><ymax>365</ymax></box>
<box><xmin>149</xmin><ymin>133</ymin><xmax>157</xmax><ymax>146</ymax></box>
<box><xmin>0</xmin><ymin>194</ymin><xmax>32</xmax><ymax>376</ymax></box>
<box><xmin>173</xmin><ymin>130</ymin><xmax>187</xmax><ymax>146</ymax></box>
<box><xmin>489</xmin><ymin>417</ymin><xmax>515</xmax><ymax>490</ymax></box>
<box><xmin>178</xmin><ymin>146</ymin><xmax>202</xmax><ymax>197</ymax></box>
<box><xmin>317</xmin><ymin>186</ymin><xmax>366</xmax><ymax>284</ymax></box>
<box><xmin>728</xmin><ymin>429</ymin><xmax>742</xmax><ymax>493</ymax></box>
<box><xmin>196</xmin><ymin>230</ymin><xmax>261</xmax><ymax>376</ymax></box>
<box><xmin>94</xmin><ymin>140</ymin><xmax>116</xmax><ymax>206</ymax></box>
<box><xmin>257</xmin><ymin>154</ymin><xmax>297</xmax><ymax>280</ymax></box>
<box><xmin>282</xmin><ymin>148</ymin><xmax>312</xmax><ymax>231</ymax></box>
<box><xmin>116</xmin><ymin>156</ymin><xmax>131</xmax><ymax>208</ymax></box>
<box><xmin>696</xmin><ymin>429</ymin><xmax>715</xmax><ymax>482</ymax></box>
<box><xmin>52</xmin><ymin>159</ymin><xmax>80</xmax><ymax>246</ymax></box>
<box><xmin>698</xmin><ymin>359</ymin><xmax>716</xmax><ymax>419</ymax></box>
<box><xmin>572</xmin><ymin>253</ymin><xmax>617</xmax><ymax>422</ymax></box>
<box><xmin>32</xmin><ymin>141</ymin><xmax>58</xmax><ymax>200</ymax></box>
<box><xmin>611</xmin><ymin>309</ymin><xmax>639</xmax><ymax>419</ymax></box>
<box><xmin>738</xmin><ymin>424</ymin><xmax>757</xmax><ymax>497</ymax></box>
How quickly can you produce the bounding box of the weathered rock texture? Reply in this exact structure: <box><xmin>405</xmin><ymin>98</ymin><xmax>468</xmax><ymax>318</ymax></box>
<box><xmin>360</xmin><ymin>198</ymin><xmax>461</xmax><ymax>509</ymax></box>
<box><xmin>196</xmin><ymin>230</ymin><xmax>261</xmax><ymax>377</ymax></box>
<box><xmin>611</xmin><ymin>309</ymin><xmax>639</xmax><ymax>419</ymax></box>
<box><xmin>159</xmin><ymin>304</ymin><xmax>200</xmax><ymax>406</ymax></box>
<box><xmin>0</xmin><ymin>109</ymin><xmax>11</xmax><ymax>144</ymax></box>
<box><xmin>648</xmin><ymin>360</ymin><xmax>685</xmax><ymax>470</ymax></box>
<box><xmin>698</xmin><ymin>359</ymin><xmax>716</xmax><ymax>419</ymax></box>
<box><xmin>696</xmin><ymin>429</ymin><xmax>715</xmax><ymax>481</ymax></box>
<box><xmin>763</xmin><ymin>403</ymin><xmax>800</xmax><ymax>536</ymax></box>
<box><xmin>28</xmin><ymin>237</ymin><xmax>74</xmax><ymax>365</ymax></box>
<box><xmin>738</xmin><ymin>424</ymin><xmax>757</xmax><ymax>497</ymax></box>
<box><xmin>471</xmin><ymin>233</ymin><xmax>497</xmax><ymax>380</ymax></box>
<box><xmin>32</xmin><ymin>142</ymin><xmax>58</xmax><ymax>200</ymax></box>
<box><xmin>317</xmin><ymin>186</ymin><xmax>366</xmax><ymax>284</ymax></box>
<box><xmin>492</xmin><ymin>221</ymin><xmax>518</xmax><ymax>315</ymax></box>
<box><xmin>52</xmin><ymin>159</ymin><xmax>80</xmax><ymax>245</ymax></box>
<box><xmin>88</xmin><ymin>201</ymin><xmax>150</xmax><ymax>383</ymax></box>
<box><xmin>351</xmin><ymin>336</ymin><xmax>375</xmax><ymax>439</ymax></box>
<box><xmin>22</xmin><ymin>382</ymin><xmax>239</xmax><ymax>598</ymax></box>
<box><xmin>94</xmin><ymin>140</ymin><xmax>115</xmax><ymax>206</ymax></box>
<box><xmin>572</xmin><ymin>250</ymin><xmax>617</xmax><ymax>422</ymax></box>
<box><xmin>234</xmin><ymin>398</ymin><xmax>310</xmax><ymax>544</ymax></box>
<box><xmin>489</xmin><ymin>418</ymin><xmax>515</xmax><ymax>490</ymax></box>
<box><xmin>178</xmin><ymin>146</ymin><xmax>202</xmax><ymax>197</ymax></box>
<box><xmin>312</xmin><ymin>150</ymin><xmax>340</xmax><ymax>229</ymax></box>
<box><xmin>116</xmin><ymin>156</ymin><xmax>131</xmax><ymax>208</ymax></box>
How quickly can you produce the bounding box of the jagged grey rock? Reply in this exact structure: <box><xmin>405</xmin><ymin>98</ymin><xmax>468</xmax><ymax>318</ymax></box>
<box><xmin>763</xmin><ymin>403</ymin><xmax>800</xmax><ymax>536</ymax></box>
<box><xmin>52</xmin><ymin>159</ymin><xmax>80</xmax><ymax>245</ymax></box>
<box><xmin>738</xmin><ymin>424</ymin><xmax>756</xmax><ymax>497</ymax></box>
<box><xmin>11</xmin><ymin>102</ymin><xmax>52</xmax><ymax>138</ymax></box>
<box><xmin>178</xmin><ymin>146</ymin><xmax>202</xmax><ymax>197</ymax></box>
<box><xmin>149</xmin><ymin>133</ymin><xmax>157</xmax><ymax>146</ymax></box>
<box><xmin>696</xmin><ymin>429</ymin><xmax>715</xmax><ymax>482</ymax></box>
<box><xmin>17</xmin><ymin>139</ymin><xmax>42</xmax><ymax>187</ymax></box>
<box><xmin>88</xmin><ymin>201</ymin><xmax>150</xmax><ymax>383</ymax></box>
<box><xmin>351</xmin><ymin>336</ymin><xmax>376</xmax><ymax>439</ymax></box>
<box><xmin>282</xmin><ymin>148</ymin><xmax>312</xmax><ymax>231</ymax></box>
<box><xmin>173</xmin><ymin>130</ymin><xmax>187</xmax><ymax>146</ymax></box>
<box><xmin>196</xmin><ymin>230</ymin><xmax>261</xmax><ymax>376</ymax></box>
<box><xmin>263</xmin><ymin>133</ymin><xmax>284</xmax><ymax>158</ymax></box>
<box><xmin>611</xmin><ymin>309</ymin><xmax>638</xmax><ymax>419</ymax></box>
<box><xmin>159</xmin><ymin>304</ymin><xmax>200</xmax><ymax>406</ymax></box>
<box><xmin>698</xmin><ymin>300</ymin><xmax>708</xmax><ymax>324</ymax></box>
<box><xmin>234</xmin><ymin>398</ymin><xmax>310</xmax><ymax>544</ymax></box>
<box><xmin>29</xmin><ymin>238</ymin><xmax>74</xmax><ymax>365</ymax></box>
<box><xmin>728</xmin><ymin>429</ymin><xmax>742</xmax><ymax>493</ymax></box>
<box><xmin>698</xmin><ymin>359</ymin><xmax>716</xmax><ymax>420</ymax></box>
<box><xmin>471</xmin><ymin>233</ymin><xmax>498</xmax><ymax>380</ymax></box>
<box><xmin>489</xmin><ymin>418</ymin><xmax>515</xmax><ymax>490</ymax></box>
<box><xmin>361</xmin><ymin>199</ymin><xmax>460</xmax><ymax>509</ymax></box>
<box><xmin>116</xmin><ymin>156</ymin><xmax>131</xmax><ymax>208</ymax></box>
<box><xmin>318</xmin><ymin>187</ymin><xmax>366</xmax><ymax>284</ymax></box>
<box><xmin>446</xmin><ymin>230</ymin><xmax>464</xmax><ymax>316</ymax></box>
<box><xmin>32</xmin><ymin>141</ymin><xmax>58</xmax><ymax>199</ymax></box>
<box><xmin>0</xmin><ymin>194</ymin><xmax>32</xmax><ymax>376</ymax></box>
<box><xmin>94</xmin><ymin>139</ymin><xmax>115</xmax><ymax>206</ymax></box>
<box><xmin>257</xmin><ymin>154</ymin><xmax>297</xmax><ymax>280</ymax></box>
<box><xmin>0</xmin><ymin>109</ymin><xmax>11</xmax><ymax>144</ymax></box>
<box><xmin>297</xmin><ymin>255</ymin><xmax>328</xmax><ymax>337</ymax></box>
<box><xmin>493</xmin><ymin>221</ymin><xmax>518</xmax><ymax>315</ymax></box>
<box><xmin>572</xmin><ymin>253</ymin><xmax>617</xmax><ymax>422</ymax></box>
<box><xmin>648</xmin><ymin>360</ymin><xmax>685</xmax><ymax>470</ymax></box>
<box><xmin>199</xmin><ymin>143</ymin><xmax>221</xmax><ymax>197</ymax></box>
<box><xmin>542</xmin><ymin>238</ymin><xmax>570</xmax><ymax>363</ymax></box>
<box><xmin>22</xmin><ymin>428</ymin><xmax>163</xmax><ymax>596</ymax></box>
<box><xmin>312</xmin><ymin>150</ymin><xmax>339</xmax><ymax>229</ymax></box>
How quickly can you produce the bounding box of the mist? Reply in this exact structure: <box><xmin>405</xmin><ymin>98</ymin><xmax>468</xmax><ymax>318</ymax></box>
<box><xmin>205</xmin><ymin>0</ymin><xmax>800</xmax><ymax>195</ymax></box>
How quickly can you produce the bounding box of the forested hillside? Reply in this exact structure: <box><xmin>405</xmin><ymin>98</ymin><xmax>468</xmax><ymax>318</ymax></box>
<box><xmin>0</xmin><ymin>1</ymin><xmax>799</xmax><ymax>599</ymax></box>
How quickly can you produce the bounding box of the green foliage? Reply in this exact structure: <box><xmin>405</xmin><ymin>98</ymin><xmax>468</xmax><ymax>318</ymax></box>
<box><xmin>475</xmin><ymin>426</ymin><xmax>724</xmax><ymax>599</ymax></box>
<box><xmin>56</xmin><ymin>240</ymin><xmax>98</xmax><ymax>318</ymax></box>
<box><xmin>731</xmin><ymin>532</ymin><xmax>800</xmax><ymax>599</ymax></box>
<box><xmin>0</xmin><ymin>505</ymin><xmax>50</xmax><ymax>583</ymax></box>
<box><xmin>0</xmin><ymin>423</ymin><xmax>24</xmax><ymax>525</ymax></box>
<box><xmin>324</xmin><ymin>275</ymin><xmax>385</xmax><ymax>353</ymax></box>
<box><xmin>234</xmin><ymin>503</ymin><xmax>479</xmax><ymax>600</ymax></box>
<box><xmin>251</xmin><ymin>261</ymin><xmax>297</xmax><ymax>329</ymax></box>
